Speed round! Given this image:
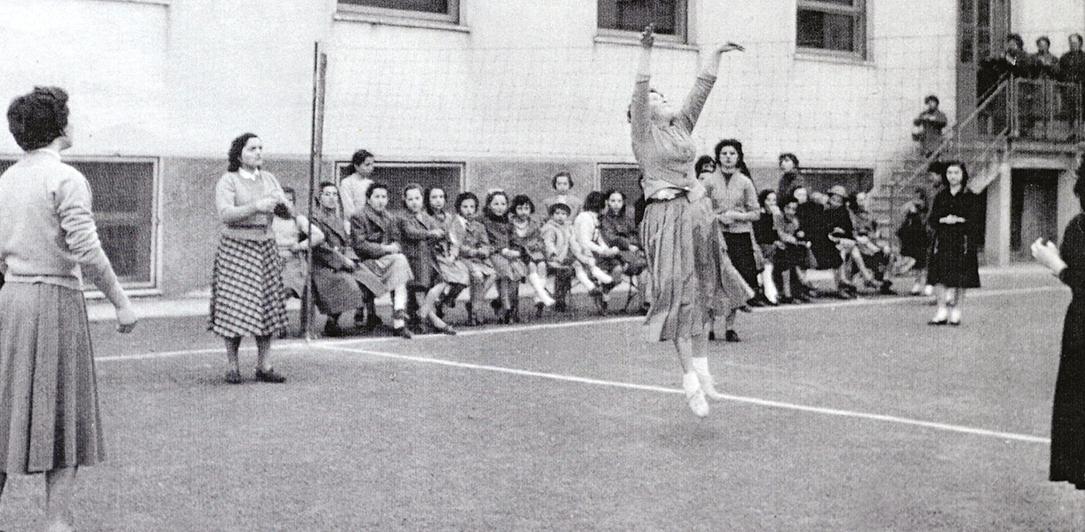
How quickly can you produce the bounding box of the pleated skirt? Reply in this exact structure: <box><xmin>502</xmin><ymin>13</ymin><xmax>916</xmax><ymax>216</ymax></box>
<box><xmin>640</xmin><ymin>198</ymin><xmax>705</xmax><ymax>342</ymax></box>
<box><xmin>0</xmin><ymin>282</ymin><xmax>105</xmax><ymax>474</ymax></box>
<box><xmin>209</xmin><ymin>236</ymin><xmax>289</xmax><ymax>338</ymax></box>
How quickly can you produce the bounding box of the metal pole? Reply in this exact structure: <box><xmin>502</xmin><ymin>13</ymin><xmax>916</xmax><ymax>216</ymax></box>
<box><xmin>303</xmin><ymin>41</ymin><xmax>328</xmax><ymax>340</ymax></box>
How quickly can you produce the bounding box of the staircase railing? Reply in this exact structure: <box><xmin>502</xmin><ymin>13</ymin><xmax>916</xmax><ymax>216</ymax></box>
<box><xmin>885</xmin><ymin>78</ymin><xmax>1012</xmax><ymax>230</ymax></box>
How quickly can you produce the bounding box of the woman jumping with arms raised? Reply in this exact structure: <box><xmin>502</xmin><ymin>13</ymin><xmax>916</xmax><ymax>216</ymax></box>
<box><xmin>631</xmin><ymin>25</ymin><xmax>743</xmax><ymax>417</ymax></box>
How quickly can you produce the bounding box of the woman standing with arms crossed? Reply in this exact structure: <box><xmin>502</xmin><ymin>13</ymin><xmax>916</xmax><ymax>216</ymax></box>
<box><xmin>0</xmin><ymin>86</ymin><xmax>137</xmax><ymax>532</ymax></box>
<box><xmin>211</xmin><ymin>133</ymin><xmax>291</xmax><ymax>383</ymax></box>
<box><xmin>631</xmin><ymin>25</ymin><xmax>743</xmax><ymax>417</ymax></box>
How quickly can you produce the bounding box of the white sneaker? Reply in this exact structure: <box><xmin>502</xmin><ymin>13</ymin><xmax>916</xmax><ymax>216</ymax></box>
<box><xmin>949</xmin><ymin>308</ymin><xmax>962</xmax><ymax>326</ymax></box>
<box><xmin>910</xmin><ymin>283</ymin><xmax>922</xmax><ymax>295</ymax></box>
<box><xmin>922</xmin><ymin>285</ymin><xmax>934</xmax><ymax>296</ymax></box>
<box><xmin>683</xmin><ymin>372</ymin><xmax>709</xmax><ymax>417</ymax></box>
<box><xmin>929</xmin><ymin>307</ymin><xmax>948</xmax><ymax>325</ymax></box>
<box><xmin>696</xmin><ymin>372</ymin><xmax>726</xmax><ymax>401</ymax></box>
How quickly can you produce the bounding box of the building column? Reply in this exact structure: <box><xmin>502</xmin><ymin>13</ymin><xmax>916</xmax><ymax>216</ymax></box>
<box><xmin>984</xmin><ymin>162</ymin><xmax>1012</xmax><ymax>266</ymax></box>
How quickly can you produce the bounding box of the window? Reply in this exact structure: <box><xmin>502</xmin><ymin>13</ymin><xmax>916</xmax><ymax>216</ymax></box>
<box><xmin>598</xmin><ymin>163</ymin><xmax>644</xmax><ymax>205</ymax></box>
<box><xmin>598</xmin><ymin>0</ymin><xmax>687</xmax><ymax>42</ymax></box>
<box><xmin>796</xmin><ymin>0</ymin><xmax>866</xmax><ymax>58</ymax></box>
<box><xmin>335</xmin><ymin>162</ymin><xmax>463</xmax><ymax>214</ymax></box>
<box><xmin>0</xmin><ymin>157</ymin><xmax>159</xmax><ymax>288</ymax></box>
<box><xmin>338</xmin><ymin>0</ymin><xmax>459</xmax><ymax>24</ymax></box>
<box><xmin>800</xmin><ymin>167</ymin><xmax>873</xmax><ymax>197</ymax></box>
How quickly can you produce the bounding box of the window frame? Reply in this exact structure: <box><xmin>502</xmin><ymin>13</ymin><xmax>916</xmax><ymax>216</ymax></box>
<box><xmin>336</xmin><ymin>0</ymin><xmax>461</xmax><ymax>26</ymax></box>
<box><xmin>795</xmin><ymin>0</ymin><xmax>868</xmax><ymax>61</ymax></box>
<box><xmin>0</xmin><ymin>155</ymin><xmax>163</xmax><ymax>295</ymax></box>
<box><xmin>596</xmin><ymin>0</ymin><xmax>689</xmax><ymax>46</ymax></box>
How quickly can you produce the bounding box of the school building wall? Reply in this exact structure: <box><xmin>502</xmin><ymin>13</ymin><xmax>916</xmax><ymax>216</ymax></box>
<box><xmin>1</xmin><ymin>0</ymin><xmax>1079</xmax><ymax>295</ymax></box>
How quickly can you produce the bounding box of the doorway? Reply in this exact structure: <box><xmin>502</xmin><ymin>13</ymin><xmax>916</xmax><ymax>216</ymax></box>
<box><xmin>957</xmin><ymin>0</ymin><xmax>1011</xmax><ymax>134</ymax></box>
<box><xmin>1010</xmin><ymin>169</ymin><xmax>1059</xmax><ymax>259</ymax></box>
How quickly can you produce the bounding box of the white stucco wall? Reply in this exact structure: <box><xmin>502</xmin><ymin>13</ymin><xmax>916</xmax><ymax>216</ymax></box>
<box><xmin>0</xmin><ymin>0</ymin><xmax>1075</xmax><ymax>168</ymax></box>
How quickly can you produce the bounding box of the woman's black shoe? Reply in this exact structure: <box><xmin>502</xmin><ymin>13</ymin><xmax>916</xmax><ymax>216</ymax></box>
<box><xmin>725</xmin><ymin>330</ymin><xmax>741</xmax><ymax>342</ymax></box>
<box><xmin>324</xmin><ymin>319</ymin><xmax>344</xmax><ymax>338</ymax></box>
<box><xmin>255</xmin><ymin>368</ymin><xmax>286</xmax><ymax>383</ymax></box>
<box><xmin>392</xmin><ymin>326</ymin><xmax>413</xmax><ymax>339</ymax></box>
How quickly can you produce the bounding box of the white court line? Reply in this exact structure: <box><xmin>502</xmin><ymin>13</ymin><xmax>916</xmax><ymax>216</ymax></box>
<box><xmin>97</xmin><ymin>284</ymin><xmax>1063</xmax><ymax>360</ymax></box>
<box><xmin>321</xmin><ymin>344</ymin><xmax>1050</xmax><ymax>445</ymax></box>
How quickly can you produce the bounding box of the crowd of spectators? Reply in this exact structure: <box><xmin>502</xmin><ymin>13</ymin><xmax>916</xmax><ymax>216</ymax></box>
<box><xmin>274</xmin><ymin>145</ymin><xmax>947</xmax><ymax>340</ymax></box>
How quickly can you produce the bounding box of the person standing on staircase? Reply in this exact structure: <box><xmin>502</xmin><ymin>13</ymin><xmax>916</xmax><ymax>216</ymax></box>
<box><xmin>912</xmin><ymin>95</ymin><xmax>948</xmax><ymax>158</ymax></box>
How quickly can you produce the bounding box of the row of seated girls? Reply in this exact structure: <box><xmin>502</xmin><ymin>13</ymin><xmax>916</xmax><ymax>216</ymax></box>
<box><xmin>272</xmin><ymin>169</ymin><xmax>649</xmax><ymax>338</ymax></box>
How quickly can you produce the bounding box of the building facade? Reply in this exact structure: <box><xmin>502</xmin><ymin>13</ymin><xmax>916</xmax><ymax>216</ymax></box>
<box><xmin>1</xmin><ymin>0</ymin><xmax>1081</xmax><ymax>295</ymax></box>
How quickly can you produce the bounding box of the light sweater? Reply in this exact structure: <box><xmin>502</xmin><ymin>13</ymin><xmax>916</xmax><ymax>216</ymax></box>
<box><xmin>630</xmin><ymin>73</ymin><xmax>716</xmax><ymax>200</ymax></box>
<box><xmin>215</xmin><ymin>169</ymin><xmax>287</xmax><ymax>240</ymax></box>
<box><xmin>0</xmin><ymin>150</ymin><xmax>117</xmax><ymax>291</ymax></box>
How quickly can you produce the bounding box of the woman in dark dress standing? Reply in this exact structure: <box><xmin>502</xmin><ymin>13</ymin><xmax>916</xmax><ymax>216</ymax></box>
<box><xmin>1033</xmin><ymin>169</ymin><xmax>1085</xmax><ymax>492</ymax></box>
<box><xmin>926</xmin><ymin>161</ymin><xmax>982</xmax><ymax>326</ymax></box>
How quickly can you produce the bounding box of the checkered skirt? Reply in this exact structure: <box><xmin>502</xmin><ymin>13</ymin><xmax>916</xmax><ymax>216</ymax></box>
<box><xmin>209</xmin><ymin>236</ymin><xmax>288</xmax><ymax>338</ymax></box>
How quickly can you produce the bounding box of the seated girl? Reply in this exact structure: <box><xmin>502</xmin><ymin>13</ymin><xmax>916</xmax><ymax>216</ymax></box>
<box><xmin>481</xmin><ymin>190</ymin><xmax>527</xmax><ymax>324</ymax></box>
<box><xmin>599</xmin><ymin>189</ymin><xmax>649</xmax><ymax>280</ymax></box>
<box><xmin>350</xmin><ymin>183</ymin><xmax>416</xmax><ymax>338</ymax></box>
<box><xmin>309</xmin><ymin>182</ymin><xmax>378</xmax><ymax>337</ymax></box>
<box><xmin>541</xmin><ymin>172</ymin><xmax>583</xmax><ymax>220</ymax></box>
<box><xmin>451</xmin><ymin>192</ymin><xmax>498</xmax><ymax>325</ymax></box>
<box><xmin>271</xmin><ymin>186</ymin><xmax>325</xmax><ymax>301</ymax></box>
<box><xmin>425</xmin><ymin>186</ymin><xmax>471</xmax><ymax>318</ymax></box>
<box><xmin>774</xmin><ymin>195</ymin><xmax>813</xmax><ymax>303</ymax></box>
<box><xmin>574</xmin><ymin>191</ymin><xmax>619</xmax><ymax>312</ymax></box>
<box><xmin>509</xmin><ymin>194</ymin><xmax>557</xmax><ymax>316</ymax></box>
<box><xmin>541</xmin><ymin>203</ymin><xmax>602</xmax><ymax>312</ymax></box>
<box><xmin>398</xmin><ymin>184</ymin><xmax>461</xmax><ymax>334</ymax></box>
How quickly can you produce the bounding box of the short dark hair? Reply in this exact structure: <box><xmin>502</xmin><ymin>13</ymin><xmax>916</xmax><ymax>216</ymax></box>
<box><xmin>366</xmin><ymin>182</ymin><xmax>388</xmax><ymax>199</ymax></box>
<box><xmin>510</xmin><ymin>194</ymin><xmax>535</xmax><ymax>214</ymax></box>
<box><xmin>1072</xmin><ymin>34</ymin><xmax>1084</xmax><ymax>46</ymax></box>
<box><xmin>778</xmin><ymin>152</ymin><xmax>800</xmax><ymax>169</ymax></box>
<box><xmin>552</xmin><ymin>172</ymin><xmax>574</xmax><ymax>189</ymax></box>
<box><xmin>583</xmin><ymin>190</ymin><xmax>606</xmax><ymax>214</ymax></box>
<box><xmin>282</xmin><ymin>186</ymin><xmax>296</xmax><ymax>197</ymax></box>
<box><xmin>758</xmin><ymin>189</ymin><xmax>776</xmax><ymax>208</ymax></box>
<box><xmin>7</xmin><ymin>86</ymin><xmax>70</xmax><ymax>152</ymax></box>
<box><xmin>1006</xmin><ymin>33</ymin><xmax>1024</xmax><ymax>49</ymax></box>
<box><xmin>924</xmin><ymin>94</ymin><xmax>940</xmax><ymax>106</ymax></box>
<box><xmin>483</xmin><ymin>190</ymin><xmax>509</xmax><ymax>217</ymax></box>
<box><xmin>352</xmin><ymin>149</ymin><xmax>374</xmax><ymax>167</ymax></box>
<box><xmin>1037</xmin><ymin>36</ymin><xmax>1051</xmax><ymax>46</ymax></box>
<box><xmin>424</xmin><ymin>186</ymin><xmax>447</xmax><ymax>215</ymax></box>
<box><xmin>547</xmin><ymin>202</ymin><xmax>571</xmax><ymax>217</ymax></box>
<box><xmin>401</xmin><ymin>182</ymin><xmax>424</xmax><ymax>208</ymax></box>
<box><xmin>319</xmin><ymin>181</ymin><xmax>337</xmax><ymax>192</ymax></box>
<box><xmin>714</xmin><ymin>138</ymin><xmax>750</xmax><ymax>176</ymax></box>
<box><xmin>227</xmin><ymin>133</ymin><xmax>259</xmax><ymax>172</ymax></box>
<box><xmin>940</xmin><ymin>161</ymin><xmax>971</xmax><ymax>189</ymax></box>
<box><xmin>695</xmin><ymin>155</ymin><xmax>717</xmax><ymax>176</ymax></box>
<box><xmin>455</xmin><ymin>191</ymin><xmax>479</xmax><ymax>213</ymax></box>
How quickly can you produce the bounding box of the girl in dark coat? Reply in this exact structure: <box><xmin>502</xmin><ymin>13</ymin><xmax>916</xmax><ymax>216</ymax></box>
<box><xmin>350</xmin><ymin>183</ymin><xmax>415</xmax><ymax>338</ymax></box>
<box><xmin>897</xmin><ymin>187</ymin><xmax>933</xmax><ymax>295</ymax></box>
<box><xmin>481</xmin><ymin>190</ymin><xmax>527</xmax><ymax>323</ymax></box>
<box><xmin>399</xmin><ymin>184</ymin><xmax>458</xmax><ymax>334</ymax></box>
<box><xmin>1033</xmin><ymin>169</ymin><xmax>1085</xmax><ymax>491</ymax></box>
<box><xmin>926</xmin><ymin>162</ymin><xmax>982</xmax><ymax>326</ymax></box>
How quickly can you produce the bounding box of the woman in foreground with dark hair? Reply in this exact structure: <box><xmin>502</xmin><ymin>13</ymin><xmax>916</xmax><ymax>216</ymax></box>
<box><xmin>210</xmin><ymin>132</ymin><xmax>291</xmax><ymax>382</ymax></box>
<box><xmin>0</xmin><ymin>86</ymin><xmax>138</xmax><ymax>532</ymax></box>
